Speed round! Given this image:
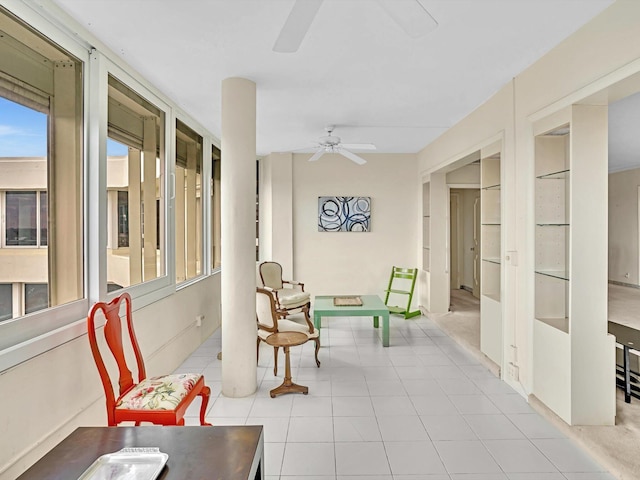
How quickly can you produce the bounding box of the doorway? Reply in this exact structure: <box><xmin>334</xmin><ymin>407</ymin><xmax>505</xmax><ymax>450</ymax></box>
<box><xmin>450</xmin><ymin>187</ymin><xmax>481</xmax><ymax>298</ymax></box>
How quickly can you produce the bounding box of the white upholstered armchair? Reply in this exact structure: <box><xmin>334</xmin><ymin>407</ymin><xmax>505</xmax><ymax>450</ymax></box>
<box><xmin>258</xmin><ymin>261</ymin><xmax>311</xmax><ymax>317</ymax></box>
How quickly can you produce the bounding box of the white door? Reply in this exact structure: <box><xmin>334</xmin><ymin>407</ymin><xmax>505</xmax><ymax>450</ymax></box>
<box><xmin>450</xmin><ymin>192</ymin><xmax>460</xmax><ymax>289</ymax></box>
<box><xmin>472</xmin><ymin>194</ymin><xmax>481</xmax><ymax>298</ymax></box>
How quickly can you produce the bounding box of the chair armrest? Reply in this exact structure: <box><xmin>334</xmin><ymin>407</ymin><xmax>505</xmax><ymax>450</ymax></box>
<box><xmin>283</xmin><ymin>280</ymin><xmax>305</xmax><ymax>291</ymax></box>
<box><xmin>261</xmin><ymin>286</ymin><xmax>281</xmax><ymax>304</ymax></box>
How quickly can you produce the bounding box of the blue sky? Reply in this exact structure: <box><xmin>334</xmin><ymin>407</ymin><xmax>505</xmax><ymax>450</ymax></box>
<box><xmin>0</xmin><ymin>96</ymin><xmax>128</xmax><ymax>157</ymax></box>
<box><xmin>0</xmin><ymin>97</ymin><xmax>47</xmax><ymax>157</ymax></box>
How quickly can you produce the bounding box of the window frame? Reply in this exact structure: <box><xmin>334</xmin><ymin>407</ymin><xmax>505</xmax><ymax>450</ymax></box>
<box><xmin>174</xmin><ymin>112</ymin><xmax>211</xmax><ymax>288</ymax></box>
<box><xmin>0</xmin><ymin>1</ymin><xmax>91</xmax><ymax>371</ymax></box>
<box><xmin>94</xmin><ymin>55</ymin><xmax>175</xmax><ymax>304</ymax></box>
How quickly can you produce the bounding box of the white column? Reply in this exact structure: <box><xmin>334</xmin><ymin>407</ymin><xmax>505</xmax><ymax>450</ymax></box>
<box><xmin>221</xmin><ymin>77</ymin><xmax>257</xmax><ymax>397</ymax></box>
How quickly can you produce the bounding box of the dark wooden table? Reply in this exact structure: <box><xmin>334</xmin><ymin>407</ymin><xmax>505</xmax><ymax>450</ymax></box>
<box><xmin>17</xmin><ymin>426</ymin><xmax>264</xmax><ymax>479</ymax></box>
<box><xmin>608</xmin><ymin>321</ymin><xmax>640</xmax><ymax>403</ymax></box>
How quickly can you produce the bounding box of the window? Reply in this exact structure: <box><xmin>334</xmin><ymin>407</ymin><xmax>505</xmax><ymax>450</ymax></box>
<box><xmin>24</xmin><ymin>283</ymin><xmax>48</xmax><ymax>314</ymax></box>
<box><xmin>106</xmin><ymin>75</ymin><xmax>166</xmax><ymax>290</ymax></box>
<box><xmin>0</xmin><ymin>8</ymin><xmax>83</xmax><ymax>323</ymax></box>
<box><xmin>0</xmin><ymin>284</ymin><xmax>11</xmax><ymax>322</ymax></box>
<box><xmin>211</xmin><ymin>145</ymin><xmax>221</xmax><ymax>269</ymax></box>
<box><xmin>175</xmin><ymin>119</ymin><xmax>203</xmax><ymax>283</ymax></box>
<box><xmin>117</xmin><ymin>190</ymin><xmax>129</xmax><ymax>248</ymax></box>
<box><xmin>5</xmin><ymin>191</ymin><xmax>47</xmax><ymax>247</ymax></box>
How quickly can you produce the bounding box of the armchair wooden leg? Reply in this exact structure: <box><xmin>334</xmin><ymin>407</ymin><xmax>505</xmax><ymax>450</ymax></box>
<box><xmin>198</xmin><ymin>386</ymin><xmax>212</xmax><ymax>426</ymax></box>
<box><xmin>273</xmin><ymin>346</ymin><xmax>279</xmax><ymax>376</ymax></box>
<box><xmin>256</xmin><ymin>337</ymin><xmax>261</xmax><ymax>364</ymax></box>
<box><xmin>314</xmin><ymin>337</ymin><xmax>321</xmax><ymax>368</ymax></box>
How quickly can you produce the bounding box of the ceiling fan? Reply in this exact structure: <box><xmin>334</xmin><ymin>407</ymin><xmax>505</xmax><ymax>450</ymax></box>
<box><xmin>273</xmin><ymin>0</ymin><xmax>438</xmax><ymax>53</ymax></box>
<box><xmin>305</xmin><ymin>125</ymin><xmax>376</xmax><ymax>165</ymax></box>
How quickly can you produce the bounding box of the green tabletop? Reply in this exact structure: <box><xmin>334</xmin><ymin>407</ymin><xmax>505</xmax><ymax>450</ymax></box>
<box><xmin>313</xmin><ymin>295</ymin><xmax>390</xmax><ymax>346</ymax></box>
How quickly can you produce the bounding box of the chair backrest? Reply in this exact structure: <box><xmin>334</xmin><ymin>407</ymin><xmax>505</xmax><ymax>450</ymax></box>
<box><xmin>389</xmin><ymin>266</ymin><xmax>418</xmax><ymax>291</ymax></box>
<box><xmin>256</xmin><ymin>287</ymin><xmax>278</xmax><ymax>332</ymax></box>
<box><xmin>259</xmin><ymin>261</ymin><xmax>284</xmax><ymax>290</ymax></box>
<box><xmin>87</xmin><ymin>293</ymin><xmax>146</xmax><ymax>424</ymax></box>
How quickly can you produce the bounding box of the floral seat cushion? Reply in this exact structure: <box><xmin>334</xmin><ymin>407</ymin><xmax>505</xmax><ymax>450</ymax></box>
<box><xmin>116</xmin><ymin>373</ymin><xmax>201</xmax><ymax>411</ymax></box>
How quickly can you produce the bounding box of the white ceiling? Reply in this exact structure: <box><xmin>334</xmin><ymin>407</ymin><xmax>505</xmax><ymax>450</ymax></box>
<box><xmin>50</xmin><ymin>0</ymin><xmax>615</xmax><ymax>157</ymax></box>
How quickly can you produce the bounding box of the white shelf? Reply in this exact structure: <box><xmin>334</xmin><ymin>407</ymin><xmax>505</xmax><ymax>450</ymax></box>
<box><xmin>482</xmin><ymin>292</ymin><xmax>501</xmax><ymax>303</ymax></box>
<box><xmin>537</xmin><ymin>169</ymin><xmax>569</xmax><ymax>180</ymax></box>
<box><xmin>536</xmin><ymin>316</ymin><xmax>569</xmax><ymax>334</ymax></box>
<box><xmin>535</xmin><ymin>270</ymin><xmax>569</xmax><ymax>281</ymax></box>
<box><xmin>482</xmin><ymin>258</ymin><xmax>501</xmax><ymax>265</ymax></box>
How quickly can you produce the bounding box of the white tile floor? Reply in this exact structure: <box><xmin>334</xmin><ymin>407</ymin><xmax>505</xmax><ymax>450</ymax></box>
<box><xmin>176</xmin><ymin>314</ymin><xmax>615</xmax><ymax>480</ymax></box>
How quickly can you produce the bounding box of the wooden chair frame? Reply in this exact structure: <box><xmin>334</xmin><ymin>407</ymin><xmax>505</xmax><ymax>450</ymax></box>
<box><xmin>87</xmin><ymin>293</ymin><xmax>211</xmax><ymax>426</ymax></box>
<box><xmin>256</xmin><ymin>287</ymin><xmax>320</xmax><ymax>376</ymax></box>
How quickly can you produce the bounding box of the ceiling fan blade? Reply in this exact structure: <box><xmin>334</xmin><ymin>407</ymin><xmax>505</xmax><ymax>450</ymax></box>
<box><xmin>308</xmin><ymin>147</ymin><xmax>326</xmax><ymax>162</ymax></box>
<box><xmin>341</xmin><ymin>143</ymin><xmax>377</xmax><ymax>151</ymax></box>
<box><xmin>376</xmin><ymin>0</ymin><xmax>438</xmax><ymax>38</ymax></box>
<box><xmin>273</xmin><ymin>0</ymin><xmax>324</xmax><ymax>53</ymax></box>
<box><xmin>338</xmin><ymin>148</ymin><xmax>367</xmax><ymax>165</ymax></box>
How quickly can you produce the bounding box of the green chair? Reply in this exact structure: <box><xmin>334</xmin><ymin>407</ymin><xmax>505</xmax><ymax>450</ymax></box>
<box><xmin>384</xmin><ymin>266</ymin><xmax>421</xmax><ymax>319</ymax></box>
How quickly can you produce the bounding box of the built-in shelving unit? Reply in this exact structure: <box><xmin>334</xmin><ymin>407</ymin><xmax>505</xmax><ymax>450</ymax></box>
<box><xmin>419</xmin><ymin>181</ymin><xmax>431</xmax><ymax>312</ymax></box>
<box><xmin>534</xmin><ymin>131</ymin><xmax>570</xmax><ymax>334</ymax></box>
<box><xmin>532</xmin><ymin>105</ymin><xmax>615</xmax><ymax>426</ymax></box>
<box><xmin>423</xmin><ymin>182</ymin><xmax>430</xmax><ymax>272</ymax></box>
<box><xmin>480</xmin><ymin>144</ymin><xmax>502</xmax><ymax>365</ymax></box>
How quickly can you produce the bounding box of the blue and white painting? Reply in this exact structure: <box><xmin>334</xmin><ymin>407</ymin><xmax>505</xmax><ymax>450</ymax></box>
<box><xmin>318</xmin><ymin>196</ymin><xmax>371</xmax><ymax>232</ymax></box>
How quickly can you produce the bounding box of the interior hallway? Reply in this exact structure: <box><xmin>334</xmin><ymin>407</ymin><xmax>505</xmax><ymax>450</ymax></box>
<box><xmin>433</xmin><ymin>287</ymin><xmax>640</xmax><ymax>480</ymax></box>
<box><xmin>176</xmin><ymin>305</ymin><xmax>612</xmax><ymax>479</ymax></box>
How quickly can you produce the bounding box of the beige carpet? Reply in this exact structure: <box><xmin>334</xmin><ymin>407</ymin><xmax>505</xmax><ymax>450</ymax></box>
<box><xmin>432</xmin><ymin>287</ymin><xmax>640</xmax><ymax>480</ymax></box>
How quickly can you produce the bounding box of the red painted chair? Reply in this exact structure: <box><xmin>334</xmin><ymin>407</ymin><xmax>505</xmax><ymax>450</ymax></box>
<box><xmin>87</xmin><ymin>293</ymin><xmax>211</xmax><ymax>426</ymax></box>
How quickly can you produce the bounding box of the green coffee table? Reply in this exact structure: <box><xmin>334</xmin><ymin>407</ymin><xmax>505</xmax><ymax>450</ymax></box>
<box><xmin>313</xmin><ymin>295</ymin><xmax>390</xmax><ymax>347</ymax></box>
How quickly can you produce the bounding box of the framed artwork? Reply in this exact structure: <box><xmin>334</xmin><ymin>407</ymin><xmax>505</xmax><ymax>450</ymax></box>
<box><xmin>318</xmin><ymin>196</ymin><xmax>371</xmax><ymax>232</ymax></box>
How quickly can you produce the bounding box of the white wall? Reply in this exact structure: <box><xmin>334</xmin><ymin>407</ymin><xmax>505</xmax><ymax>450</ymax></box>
<box><xmin>0</xmin><ymin>274</ymin><xmax>221</xmax><ymax>479</ymax></box>
<box><xmin>288</xmin><ymin>153</ymin><xmax>419</xmax><ymax>303</ymax></box>
<box><xmin>609</xmin><ymin>168</ymin><xmax>640</xmax><ymax>284</ymax></box>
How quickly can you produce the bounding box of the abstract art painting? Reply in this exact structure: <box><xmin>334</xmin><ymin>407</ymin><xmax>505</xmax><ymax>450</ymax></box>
<box><xmin>318</xmin><ymin>196</ymin><xmax>371</xmax><ymax>232</ymax></box>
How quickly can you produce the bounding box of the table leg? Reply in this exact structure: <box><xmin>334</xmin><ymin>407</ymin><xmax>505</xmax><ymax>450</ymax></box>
<box><xmin>270</xmin><ymin>346</ymin><xmax>309</xmax><ymax>398</ymax></box>
<box><xmin>382</xmin><ymin>312</ymin><xmax>389</xmax><ymax>347</ymax></box>
<box><xmin>314</xmin><ymin>312</ymin><xmax>321</xmax><ymax>331</ymax></box>
<box><xmin>624</xmin><ymin>345</ymin><xmax>631</xmax><ymax>403</ymax></box>
<box><xmin>373</xmin><ymin>315</ymin><xmax>379</xmax><ymax>328</ymax></box>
